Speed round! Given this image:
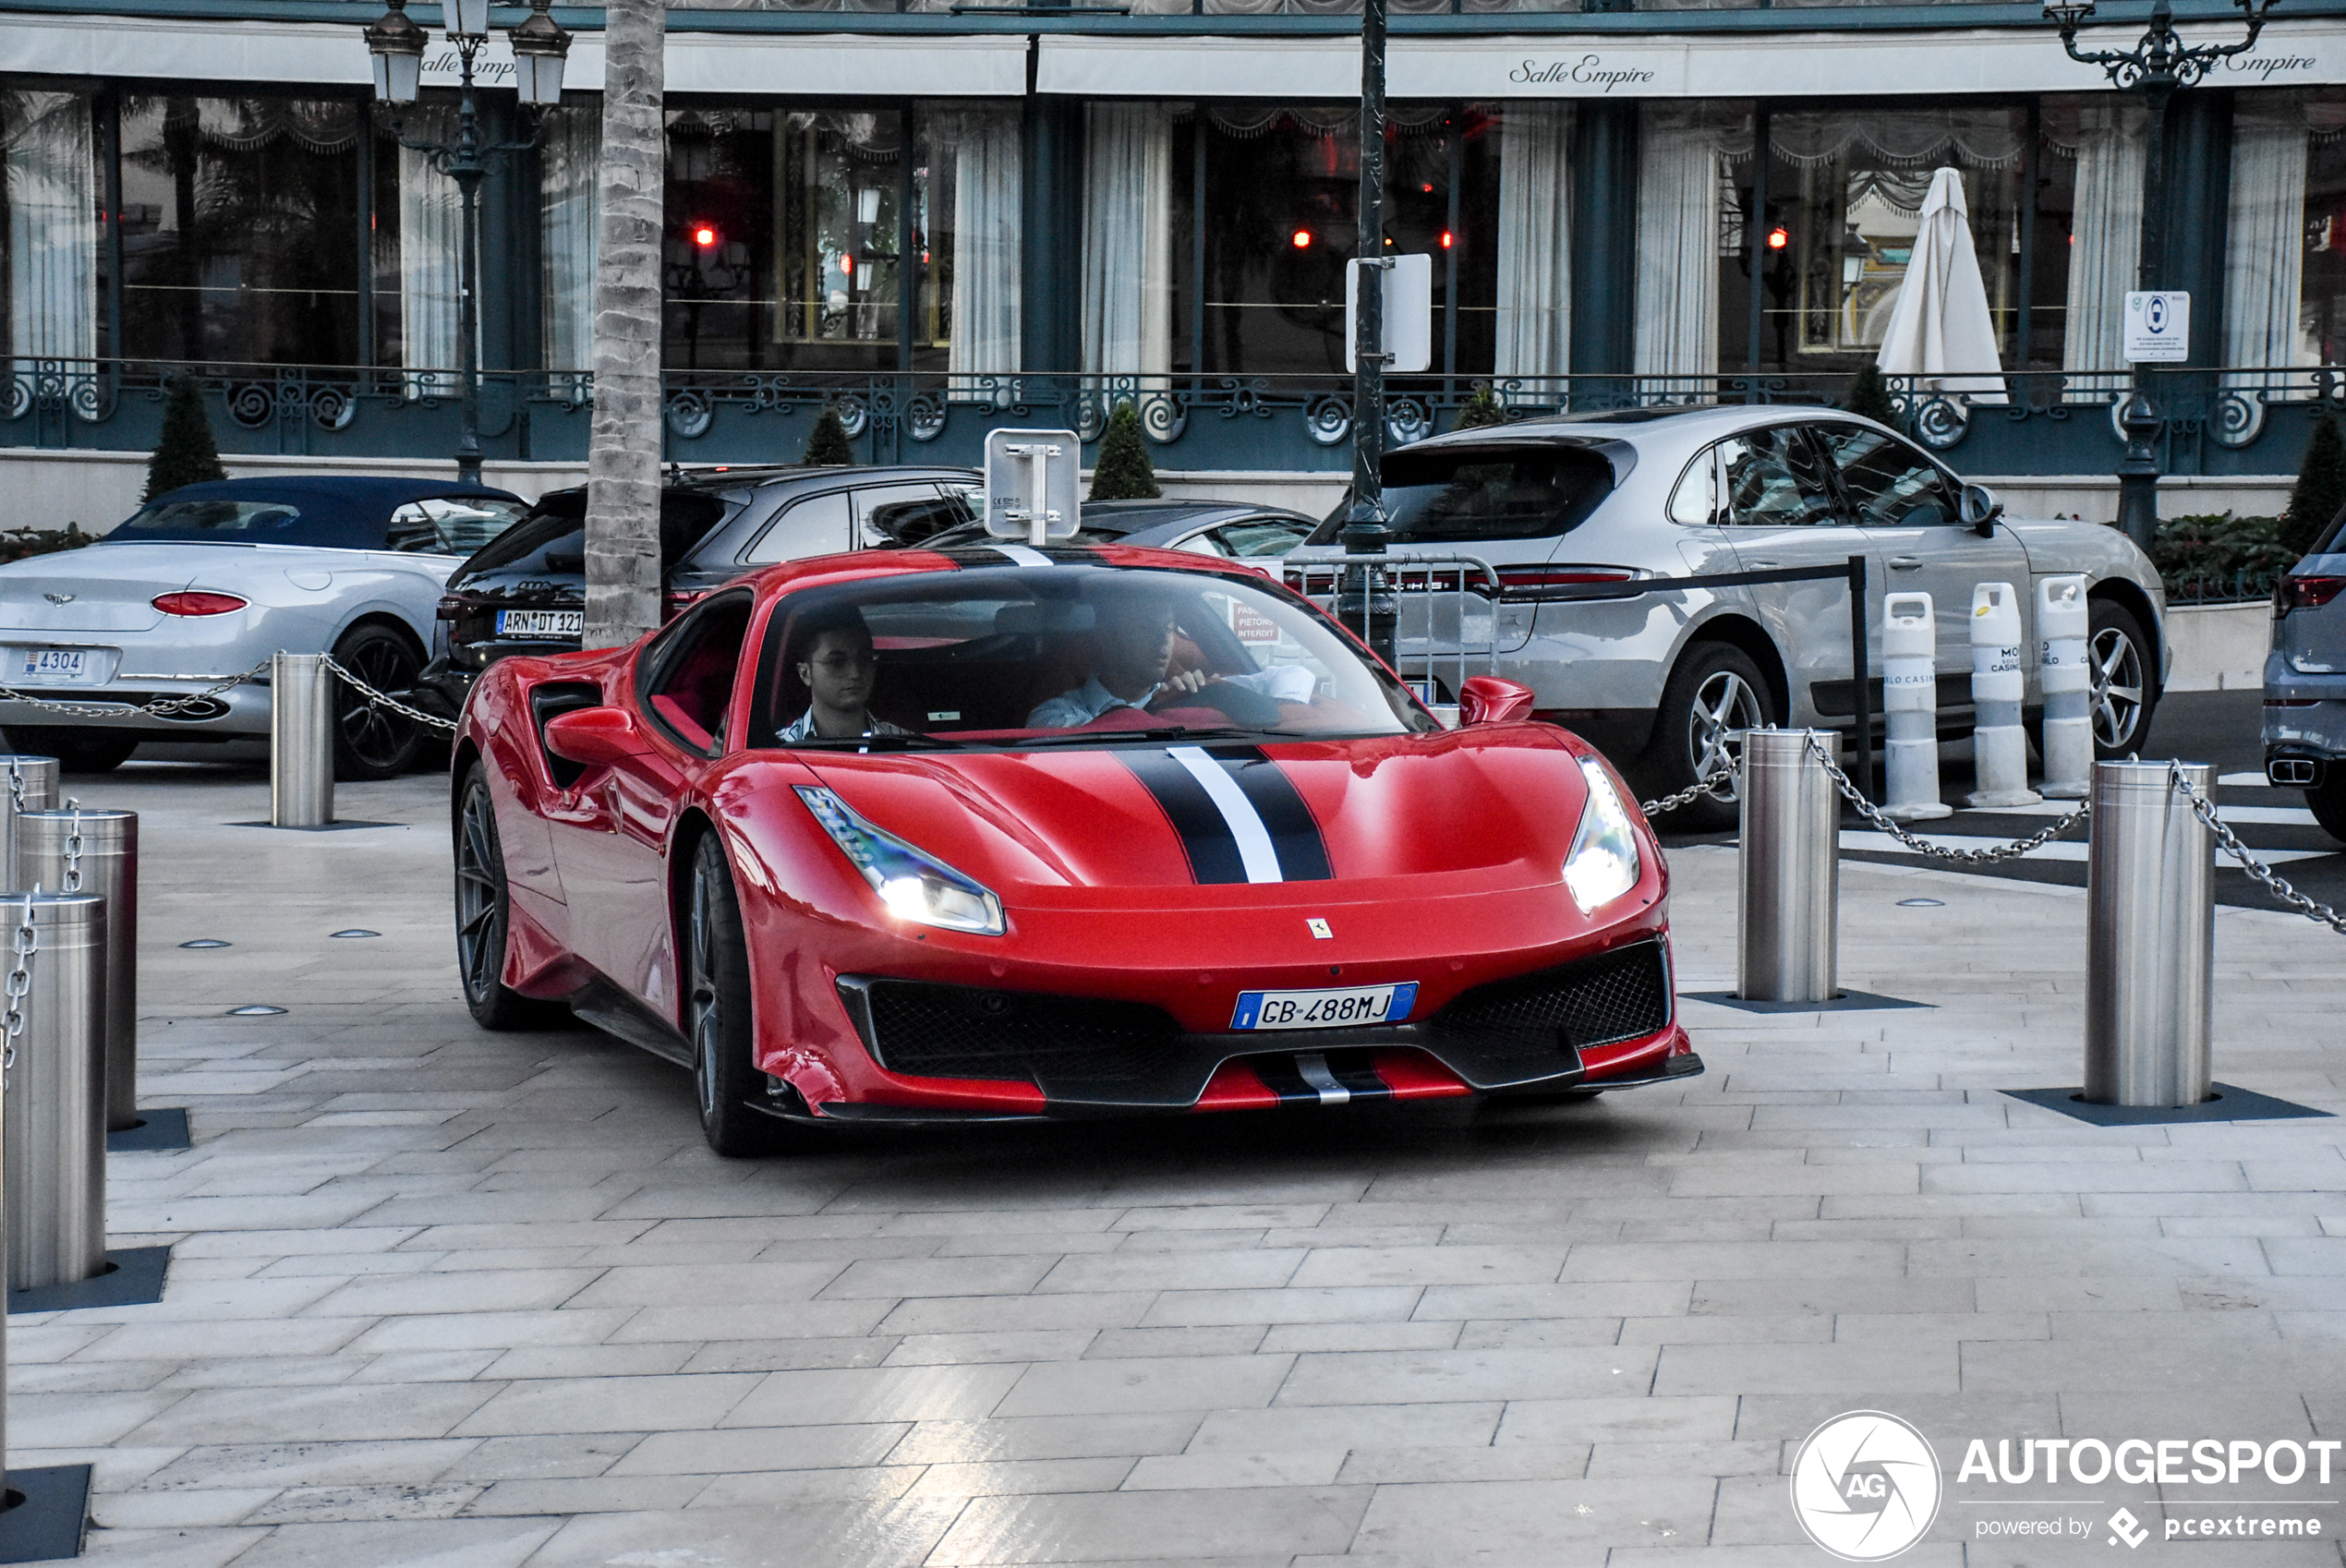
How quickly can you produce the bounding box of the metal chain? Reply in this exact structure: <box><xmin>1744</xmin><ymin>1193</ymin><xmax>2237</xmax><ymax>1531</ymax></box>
<box><xmin>2167</xmin><ymin>763</ymin><xmax>2346</xmax><ymax>935</ymax></box>
<box><xmin>319</xmin><ymin>655</ymin><xmax>460</xmax><ymax>734</ymax></box>
<box><xmin>2</xmin><ymin>892</ymin><xmax>36</xmax><ymax>1073</ymax></box>
<box><xmin>1801</xmin><ymin>730</ymin><xmax>2094</xmax><ymax>863</ymax></box>
<box><xmin>61</xmin><ymin>802</ymin><xmax>83</xmax><ymax>895</ymax></box>
<box><xmin>0</xmin><ymin>658</ymin><xmax>271</xmax><ymax>720</ymax></box>
<box><xmin>6</xmin><ymin>757</ymin><xmax>23</xmax><ymax>811</ymax></box>
<box><xmin>1639</xmin><ymin>766</ymin><xmax>1737</xmax><ymax>820</ymax></box>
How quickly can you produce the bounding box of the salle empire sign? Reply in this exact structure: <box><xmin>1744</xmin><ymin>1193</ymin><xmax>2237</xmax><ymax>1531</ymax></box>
<box><xmin>1508</xmin><ymin>54</ymin><xmax>1658</xmax><ymax>91</ymax></box>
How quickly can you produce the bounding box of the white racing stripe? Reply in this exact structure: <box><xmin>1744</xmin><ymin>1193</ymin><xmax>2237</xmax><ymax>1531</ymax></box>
<box><xmin>988</xmin><ymin>544</ymin><xmax>1054</xmax><ymax>568</ymax></box>
<box><xmin>1167</xmin><ymin>744</ymin><xmax>1284</xmax><ymax>883</ymax></box>
<box><xmin>1292</xmin><ymin>1052</ymin><xmax>1350</xmax><ymax>1106</ymax></box>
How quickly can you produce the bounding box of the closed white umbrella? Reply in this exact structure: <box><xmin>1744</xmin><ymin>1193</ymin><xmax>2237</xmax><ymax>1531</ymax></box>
<box><xmin>1875</xmin><ymin>166</ymin><xmax>2007</xmax><ymax>405</ymax></box>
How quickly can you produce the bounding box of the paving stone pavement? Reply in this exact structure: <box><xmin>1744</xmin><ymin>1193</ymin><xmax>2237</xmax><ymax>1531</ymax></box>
<box><xmin>16</xmin><ymin>758</ymin><xmax>2343</xmax><ymax>1567</ymax></box>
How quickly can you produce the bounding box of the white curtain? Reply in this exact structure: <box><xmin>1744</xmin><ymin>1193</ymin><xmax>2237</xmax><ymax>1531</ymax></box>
<box><xmin>947</xmin><ymin>105</ymin><xmax>1022</xmax><ymax>399</ymax></box>
<box><xmin>400</xmin><ymin>108</ymin><xmax>463</xmax><ymax>395</ymax></box>
<box><xmin>1633</xmin><ymin>103</ymin><xmax>1721</xmax><ymax>393</ymax></box>
<box><xmin>1494</xmin><ymin>103</ymin><xmax>1572</xmax><ymax>381</ymax></box>
<box><xmin>1082</xmin><ymin>103</ymin><xmax>1171</xmax><ymax>380</ymax></box>
<box><xmin>4</xmin><ymin>90</ymin><xmax>97</xmax><ymax>366</ymax></box>
<box><xmin>539</xmin><ymin>103</ymin><xmax>599</xmax><ymax>388</ymax></box>
<box><xmin>2224</xmin><ymin>95</ymin><xmax>2314</xmax><ymax>396</ymax></box>
<box><xmin>2060</xmin><ymin>99</ymin><xmax>2144</xmax><ymax>390</ymax></box>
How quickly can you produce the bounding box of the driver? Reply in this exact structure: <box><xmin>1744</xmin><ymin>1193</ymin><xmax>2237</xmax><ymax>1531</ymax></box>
<box><xmin>1025</xmin><ymin>581</ymin><xmax>1310</xmax><ymax>730</ymax></box>
<box><xmin>779</xmin><ymin>602</ymin><xmax>915</xmax><ymax>742</ymax></box>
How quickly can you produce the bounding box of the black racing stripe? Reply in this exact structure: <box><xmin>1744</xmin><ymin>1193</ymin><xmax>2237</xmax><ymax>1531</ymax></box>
<box><xmin>1118</xmin><ymin>749</ymin><xmax>1246</xmax><ymax>885</ymax></box>
<box><xmin>1324</xmin><ymin>1049</ymin><xmax>1391</xmax><ymax>1101</ymax></box>
<box><xmin>1248</xmin><ymin>1055</ymin><xmax>1321</xmax><ymax>1107</ymax></box>
<box><xmin>1203</xmin><ymin>744</ymin><xmax>1334</xmax><ymax>882</ymax></box>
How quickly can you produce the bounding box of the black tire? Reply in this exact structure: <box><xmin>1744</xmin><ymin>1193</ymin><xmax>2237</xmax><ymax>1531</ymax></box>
<box><xmin>2308</xmin><ymin>772</ymin><xmax>2346</xmax><ymax>845</ymax></box>
<box><xmin>454</xmin><ymin>764</ymin><xmax>565</xmax><ymax>1031</ymax></box>
<box><xmin>1640</xmin><ymin>642</ymin><xmax>1777</xmax><ymax>834</ymax></box>
<box><xmin>332</xmin><ymin>623</ymin><xmax>427</xmax><ymax>781</ymax></box>
<box><xmin>2086</xmin><ymin>598</ymin><xmax>2157</xmax><ymax>758</ymax></box>
<box><xmin>684</xmin><ymin>832</ymin><xmax>793</xmax><ymax>1157</ymax></box>
<box><xmin>0</xmin><ymin>727</ymin><xmax>138</xmax><ymax>774</ymax></box>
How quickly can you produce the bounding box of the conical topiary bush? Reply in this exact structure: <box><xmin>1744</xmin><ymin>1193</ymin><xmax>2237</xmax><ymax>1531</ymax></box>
<box><xmin>145</xmin><ymin>374</ymin><xmax>228</xmax><ymax>501</ymax></box>
<box><xmin>1846</xmin><ymin>362</ymin><xmax>1900</xmax><ymax>428</ymax></box>
<box><xmin>2283</xmin><ymin>409</ymin><xmax>2346</xmax><ymax>560</ymax></box>
<box><xmin>802</xmin><ymin>404</ymin><xmax>856</xmax><ymax>466</ymax></box>
<box><xmin>1453</xmin><ymin>384</ymin><xmax>1506</xmax><ymax>430</ymax></box>
<box><xmin>1087</xmin><ymin>401</ymin><xmax>1161</xmax><ymax>501</ymax></box>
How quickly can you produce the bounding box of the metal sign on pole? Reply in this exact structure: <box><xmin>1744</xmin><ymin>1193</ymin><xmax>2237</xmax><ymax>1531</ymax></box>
<box><xmin>2122</xmin><ymin>290</ymin><xmax>2190</xmax><ymax>363</ymax></box>
<box><xmin>982</xmin><ymin>428</ymin><xmax>1082</xmax><ymax>548</ymax></box>
<box><xmin>1345</xmin><ymin>254</ymin><xmax>1433</xmax><ymax>375</ymax></box>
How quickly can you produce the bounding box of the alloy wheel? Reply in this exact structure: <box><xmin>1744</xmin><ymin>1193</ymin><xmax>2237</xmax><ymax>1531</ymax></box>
<box><xmin>687</xmin><ymin>864</ymin><xmax>721</xmax><ymax>1121</ymax></box>
<box><xmin>454</xmin><ymin>783</ymin><xmax>502</xmax><ymax>1004</ymax></box>
<box><xmin>338</xmin><ymin>636</ymin><xmax>421</xmax><ymax>772</ymax></box>
<box><xmin>2088</xmin><ymin>624</ymin><xmax>2146</xmax><ymax>750</ymax></box>
<box><xmin>1688</xmin><ymin>669</ymin><xmax>1761</xmax><ymax>800</ymax></box>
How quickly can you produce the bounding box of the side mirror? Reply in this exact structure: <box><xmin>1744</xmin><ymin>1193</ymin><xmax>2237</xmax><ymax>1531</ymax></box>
<box><xmin>1960</xmin><ymin>482</ymin><xmax>2004</xmax><ymax>537</ymax></box>
<box><xmin>1457</xmin><ymin>675</ymin><xmax>1536</xmax><ymax>726</ymax></box>
<box><xmin>542</xmin><ymin>706</ymin><xmax>650</xmax><ymax>769</ymax></box>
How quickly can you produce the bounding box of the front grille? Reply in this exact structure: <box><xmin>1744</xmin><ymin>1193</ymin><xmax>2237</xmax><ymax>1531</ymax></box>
<box><xmin>1433</xmin><ymin>940</ymin><xmax>1671</xmax><ymax>1058</ymax></box>
<box><xmin>853</xmin><ymin>978</ymin><xmax>1180</xmax><ymax>1084</ymax></box>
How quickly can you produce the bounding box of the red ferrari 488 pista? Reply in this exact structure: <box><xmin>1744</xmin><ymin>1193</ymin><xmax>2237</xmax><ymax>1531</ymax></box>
<box><xmin>453</xmin><ymin>545</ymin><xmax>1700</xmax><ymax>1154</ymax></box>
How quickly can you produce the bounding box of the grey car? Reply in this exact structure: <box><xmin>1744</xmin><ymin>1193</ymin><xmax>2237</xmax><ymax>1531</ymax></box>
<box><xmin>2264</xmin><ymin>508</ymin><xmax>2346</xmax><ymax>841</ymax></box>
<box><xmin>1287</xmin><ymin>406</ymin><xmax>2169</xmax><ymax>827</ymax></box>
<box><xmin>923</xmin><ymin>499</ymin><xmax>1319</xmax><ymax>560</ymax></box>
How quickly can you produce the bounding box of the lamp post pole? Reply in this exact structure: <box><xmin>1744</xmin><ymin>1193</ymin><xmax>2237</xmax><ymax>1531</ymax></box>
<box><xmin>364</xmin><ymin>0</ymin><xmax>569</xmax><ymax>488</ymax></box>
<box><xmin>1340</xmin><ymin>0</ymin><xmax>1396</xmax><ymax>664</ymax></box>
<box><xmin>2045</xmin><ymin>0</ymin><xmax>2275</xmax><ymax>556</ymax></box>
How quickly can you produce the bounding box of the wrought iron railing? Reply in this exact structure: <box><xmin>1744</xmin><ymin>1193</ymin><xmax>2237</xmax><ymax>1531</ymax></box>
<box><xmin>6</xmin><ymin>356</ymin><xmax>2339</xmax><ymax>478</ymax></box>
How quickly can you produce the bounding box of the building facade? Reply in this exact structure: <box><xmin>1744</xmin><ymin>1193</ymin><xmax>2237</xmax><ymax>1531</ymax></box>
<box><xmin>6</xmin><ymin>0</ymin><xmax>2346</xmax><ymax>512</ymax></box>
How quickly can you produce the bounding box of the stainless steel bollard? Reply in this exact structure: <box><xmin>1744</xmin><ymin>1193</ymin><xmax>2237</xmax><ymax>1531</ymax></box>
<box><xmin>1738</xmin><ymin>730</ymin><xmax>1841</xmax><ymax>1004</ymax></box>
<box><xmin>1</xmin><ymin>890</ymin><xmax>108</xmax><ymax>1290</ymax></box>
<box><xmin>10</xmin><ymin>809</ymin><xmax>139</xmax><ymax>1131</ymax></box>
<box><xmin>271</xmin><ymin>651</ymin><xmax>335</xmax><ymax>827</ymax></box>
<box><xmin>0</xmin><ymin>755</ymin><xmax>61</xmax><ymax>887</ymax></box>
<box><xmin>2085</xmin><ymin>760</ymin><xmax>2215</xmax><ymax>1107</ymax></box>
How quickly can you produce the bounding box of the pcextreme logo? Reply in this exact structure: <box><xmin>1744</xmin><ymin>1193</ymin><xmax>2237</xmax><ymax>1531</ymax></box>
<box><xmin>1790</xmin><ymin>1411</ymin><xmax>1945</xmax><ymax>1562</ymax></box>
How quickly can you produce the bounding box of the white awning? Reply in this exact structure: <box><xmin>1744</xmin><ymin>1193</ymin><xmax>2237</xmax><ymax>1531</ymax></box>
<box><xmin>0</xmin><ymin>14</ymin><xmax>1032</xmax><ymax>96</ymax></box>
<box><xmin>1039</xmin><ymin>18</ymin><xmax>2346</xmax><ymax>99</ymax></box>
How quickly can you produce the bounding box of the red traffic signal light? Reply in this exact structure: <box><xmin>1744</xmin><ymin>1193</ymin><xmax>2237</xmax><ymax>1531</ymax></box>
<box><xmin>1290</xmin><ymin>228</ymin><xmax>1312</xmax><ymax>249</ymax></box>
<box><xmin>691</xmin><ymin>222</ymin><xmax>720</xmax><ymax>250</ymax></box>
<box><xmin>1766</xmin><ymin>226</ymin><xmax>1789</xmax><ymax>250</ymax></box>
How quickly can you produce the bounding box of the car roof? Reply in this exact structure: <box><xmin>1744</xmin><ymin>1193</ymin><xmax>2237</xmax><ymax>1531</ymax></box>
<box><xmin>726</xmin><ymin>540</ymin><xmax>1298</xmax><ymax>599</ymax></box>
<box><xmin>667</xmin><ymin>464</ymin><xmax>978</xmax><ymax>494</ymax></box>
<box><xmin>1398</xmin><ymin>404</ymin><xmax>1893</xmax><ymax>474</ymax></box>
<box><xmin>153</xmin><ymin>476</ymin><xmax>524</xmax><ymax>511</ymax></box>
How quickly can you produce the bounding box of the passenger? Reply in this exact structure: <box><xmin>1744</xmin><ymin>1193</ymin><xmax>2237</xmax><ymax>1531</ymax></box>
<box><xmin>1025</xmin><ymin>582</ymin><xmax>1311</xmax><ymax>730</ymax></box>
<box><xmin>778</xmin><ymin>603</ymin><xmax>915</xmax><ymax>742</ymax></box>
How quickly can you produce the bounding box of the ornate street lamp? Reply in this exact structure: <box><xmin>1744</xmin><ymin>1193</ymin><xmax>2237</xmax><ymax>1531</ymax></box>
<box><xmin>2045</xmin><ymin>0</ymin><xmax>2277</xmax><ymax>553</ymax></box>
<box><xmin>363</xmin><ymin>0</ymin><xmax>572</xmax><ymax>484</ymax></box>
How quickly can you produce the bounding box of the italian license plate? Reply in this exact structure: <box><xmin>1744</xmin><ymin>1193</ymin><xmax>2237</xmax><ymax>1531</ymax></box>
<box><xmin>497</xmin><ymin>609</ymin><xmax>583</xmax><ymax>638</ymax></box>
<box><xmin>10</xmin><ymin>647</ymin><xmax>95</xmax><ymax>684</ymax></box>
<box><xmin>1230</xmin><ymin>981</ymin><xmax>1418</xmax><ymax>1031</ymax></box>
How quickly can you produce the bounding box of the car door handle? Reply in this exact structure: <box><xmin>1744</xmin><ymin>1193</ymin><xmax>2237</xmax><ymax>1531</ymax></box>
<box><xmin>1889</xmin><ymin>556</ymin><xmax>1923</xmax><ymax>571</ymax></box>
<box><xmin>1747</xmin><ymin>560</ymin><xmax>1781</xmax><ymax>569</ymax></box>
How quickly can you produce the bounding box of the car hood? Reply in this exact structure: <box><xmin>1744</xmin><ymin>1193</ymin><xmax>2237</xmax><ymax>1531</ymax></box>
<box><xmin>774</xmin><ymin>726</ymin><xmax>1602</xmax><ymax>901</ymax></box>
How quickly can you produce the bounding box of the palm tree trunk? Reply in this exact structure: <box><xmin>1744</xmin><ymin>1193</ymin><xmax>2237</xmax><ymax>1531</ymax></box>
<box><xmin>581</xmin><ymin>0</ymin><xmax>666</xmax><ymax>649</ymax></box>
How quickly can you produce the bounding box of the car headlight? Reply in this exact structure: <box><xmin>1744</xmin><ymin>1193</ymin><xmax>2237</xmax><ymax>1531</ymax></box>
<box><xmin>1563</xmin><ymin>757</ymin><xmax>1641</xmax><ymax>913</ymax></box>
<box><xmin>796</xmin><ymin>785</ymin><xmax>1005</xmax><ymax>936</ymax></box>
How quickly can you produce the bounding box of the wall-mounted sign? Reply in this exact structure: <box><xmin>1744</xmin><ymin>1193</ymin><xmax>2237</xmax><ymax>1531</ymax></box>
<box><xmin>2123</xmin><ymin>291</ymin><xmax>2191</xmax><ymax>364</ymax></box>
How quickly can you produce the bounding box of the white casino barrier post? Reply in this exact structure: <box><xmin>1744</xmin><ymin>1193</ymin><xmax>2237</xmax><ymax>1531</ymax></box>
<box><xmin>1966</xmin><ymin>582</ymin><xmax>2042</xmax><ymax>809</ymax></box>
<box><xmin>2038</xmin><ymin>575</ymin><xmax>2094</xmax><ymax>800</ymax></box>
<box><xmin>1880</xmin><ymin>593</ymin><xmax>1952</xmax><ymax>822</ymax></box>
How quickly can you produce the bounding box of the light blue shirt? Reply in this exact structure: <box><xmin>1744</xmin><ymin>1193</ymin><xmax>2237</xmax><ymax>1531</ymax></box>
<box><xmin>1024</xmin><ymin>667</ymin><xmax>1315</xmax><ymax>730</ymax></box>
<box><xmin>779</xmin><ymin>710</ymin><xmax>915</xmax><ymax>743</ymax></box>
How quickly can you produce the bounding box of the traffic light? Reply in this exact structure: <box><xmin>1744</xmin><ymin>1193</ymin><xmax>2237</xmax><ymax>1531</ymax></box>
<box><xmin>690</xmin><ymin>221</ymin><xmax>720</xmax><ymax>251</ymax></box>
<box><xmin>1767</xmin><ymin>225</ymin><xmax>1789</xmax><ymax>251</ymax></box>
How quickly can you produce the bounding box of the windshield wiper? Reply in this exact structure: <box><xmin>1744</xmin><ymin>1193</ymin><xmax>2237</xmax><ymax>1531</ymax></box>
<box><xmin>1004</xmin><ymin>725</ymin><xmax>1259</xmax><ymax>748</ymax></box>
<box><xmin>785</xmin><ymin>732</ymin><xmax>967</xmax><ymax>751</ymax></box>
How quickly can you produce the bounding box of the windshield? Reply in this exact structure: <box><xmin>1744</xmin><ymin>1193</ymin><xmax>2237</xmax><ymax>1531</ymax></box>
<box><xmin>109</xmin><ymin>498</ymin><xmax>326</xmax><ymax>543</ymax></box>
<box><xmin>749</xmin><ymin>562</ymin><xmax>1434</xmax><ymax>748</ymax></box>
<box><xmin>455</xmin><ymin>490</ymin><xmax>731</xmax><ymax>583</ymax></box>
<box><xmin>1308</xmin><ymin>444</ymin><xmax>1614</xmax><ymax>546</ymax></box>
<box><xmin>386</xmin><ymin>496</ymin><xmax>532</xmax><ymax>556</ymax></box>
